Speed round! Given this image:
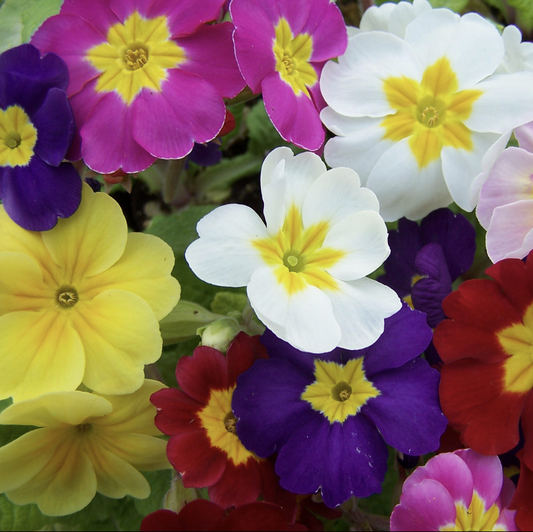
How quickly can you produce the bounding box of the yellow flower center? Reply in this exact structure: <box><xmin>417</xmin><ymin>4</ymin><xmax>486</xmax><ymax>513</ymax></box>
<box><xmin>0</xmin><ymin>105</ymin><xmax>37</xmax><ymax>167</ymax></box>
<box><xmin>497</xmin><ymin>303</ymin><xmax>533</xmax><ymax>393</ymax></box>
<box><xmin>198</xmin><ymin>386</ymin><xmax>260</xmax><ymax>466</ymax></box>
<box><xmin>301</xmin><ymin>359</ymin><xmax>380</xmax><ymax>423</ymax></box>
<box><xmin>273</xmin><ymin>17</ymin><xmax>317</xmax><ymax>96</ymax></box>
<box><xmin>86</xmin><ymin>11</ymin><xmax>186</xmax><ymax>105</ymax></box>
<box><xmin>56</xmin><ymin>286</ymin><xmax>79</xmax><ymax>308</ymax></box>
<box><xmin>441</xmin><ymin>492</ymin><xmax>501</xmax><ymax>531</ymax></box>
<box><xmin>381</xmin><ymin>57</ymin><xmax>482</xmax><ymax>169</ymax></box>
<box><xmin>75</xmin><ymin>422</ymin><xmax>93</xmax><ymax>435</ymax></box>
<box><xmin>252</xmin><ymin>204</ymin><xmax>345</xmax><ymax>295</ymax></box>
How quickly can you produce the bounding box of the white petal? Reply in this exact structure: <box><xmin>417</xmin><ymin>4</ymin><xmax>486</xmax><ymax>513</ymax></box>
<box><xmin>441</xmin><ymin>131</ymin><xmax>501</xmax><ymax>211</ymax></box>
<box><xmin>322</xmin><ymin>211</ymin><xmax>390</xmax><ymax>281</ymax></box>
<box><xmin>185</xmin><ymin>205</ymin><xmax>268</xmax><ymax>287</ymax></box>
<box><xmin>321</xmin><ymin>31</ymin><xmax>421</xmax><ymax>118</ymax></box>
<box><xmin>465</xmin><ymin>72</ymin><xmax>533</xmax><ymax>133</ymax></box>
<box><xmin>322</xmin><ymin>111</ymin><xmax>394</xmax><ymax>184</ymax></box>
<box><xmin>366</xmin><ymin>139</ymin><xmax>452</xmax><ymax>221</ymax></box>
<box><xmin>327</xmin><ymin>278</ymin><xmax>401</xmax><ymax>350</ymax></box>
<box><xmin>247</xmin><ymin>267</ymin><xmax>342</xmax><ymax>353</ymax></box>
<box><xmin>388</xmin><ymin>0</ymin><xmax>432</xmax><ymax>38</ymax></box>
<box><xmin>359</xmin><ymin>3</ymin><xmax>396</xmax><ymax>32</ymax></box>
<box><xmin>477</xmin><ymin>147</ymin><xmax>533</xmax><ymax>228</ymax></box>
<box><xmin>515</xmin><ymin>121</ymin><xmax>533</xmax><ymax>152</ymax></box>
<box><xmin>302</xmin><ymin>168</ymin><xmax>379</xmax><ymax>229</ymax></box>
<box><xmin>487</xmin><ymin>201</ymin><xmax>533</xmax><ymax>262</ymax></box>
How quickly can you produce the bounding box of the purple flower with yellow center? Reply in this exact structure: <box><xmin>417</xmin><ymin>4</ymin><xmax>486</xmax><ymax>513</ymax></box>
<box><xmin>31</xmin><ymin>0</ymin><xmax>245</xmax><ymax>174</ymax></box>
<box><xmin>0</xmin><ymin>44</ymin><xmax>81</xmax><ymax>231</ymax></box>
<box><xmin>390</xmin><ymin>449</ymin><xmax>517</xmax><ymax>531</ymax></box>
<box><xmin>232</xmin><ymin>304</ymin><xmax>447</xmax><ymax>508</ymax></box>
<box><xmin>230</xmin><ymin>0</ymin><xmax>347</xmax><ymax>151</ymax></box>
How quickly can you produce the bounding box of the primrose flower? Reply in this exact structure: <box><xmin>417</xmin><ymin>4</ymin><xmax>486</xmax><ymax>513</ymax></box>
<box><xmin>31</xmin><ymin>0</ymin><xmax>245</xmax><ymax>174</ymax></box>
<box><xmin>0</xmin><ymin>380</ymin><xmax>170</xmax><ymax>516</ymax></box>
<box><xmin>510</xmin><ymin>451</ymin><xmax>533</xmax><ymax>530</ymax></box>
<box><xmin>186</xmin><ymin>147</ymin><xmax>400</xmax><ymax>354</ymax></box>
<box><xmin>434</xmin><ymin>252</ymin><xmax>533</xmax><ymax>467</ymax></box>
<box><xmin>230</xmin><ymin>0</ymin><xmax>347</xmax><ymax>151</ymax></box>
<box><xmin>0</xmin><ymin>183</ymin><xmax>180</xmax><ymax>402</ymax></box>
<box><xmin>150</xmin><ymin>333</ymin><xmax>277</xmax><ymax>508</ymax></box>
<box><xmin>477</xmin><ymin>147</ymin><xmax>533</xmax><ymax>263</ymax></box>
<box><xmin>390</xmin><ymin>449</ymin><xmax>517</xmax><ymax>531</ymax></box>
<box><xmin>321</xmin><ymin>8</ymin><xmax>533</xmax><ymax>221</ymax></box>
<box><xmin>0</xmin><ymin>44</ymin><xmax>81</xmax><ymax>231</ymax></box>
<box><xmin>233</xmin><ymin>305</ymin><xmax>446</xmax><ymax>508</ymax></box>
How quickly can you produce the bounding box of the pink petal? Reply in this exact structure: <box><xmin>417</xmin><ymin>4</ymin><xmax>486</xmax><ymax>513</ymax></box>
<box><xmin>61</xmin><ymin>0</ymin><xmax>120</xmax><ymax>35</ymax></box>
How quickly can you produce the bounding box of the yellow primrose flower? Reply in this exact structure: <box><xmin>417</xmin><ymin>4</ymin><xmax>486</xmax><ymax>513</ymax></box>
<box><xmin>0</xmin><ymin>183</ymin><xmax>180</xmax><ymax>402</ymax></box>
<box><xmin>0</xmin><ymin>379</ymin><xmax>170</xmax><ymax>516</ymax></box>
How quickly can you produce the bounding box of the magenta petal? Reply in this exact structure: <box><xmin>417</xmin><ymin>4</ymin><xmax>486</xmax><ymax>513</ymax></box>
<box><xmin>391</xmin><ymin>479</ymin><xmax>457</xmax><ymax>531</ymax></box>
<box><xmin>109</xmin><ymin>0</ymin><xmax>143</xmax><ymax>21</ymax></box>
<box><xmin>31</xmin><ymin>14</ymin><xmax>104</xmax><ymax>97</ymax></box>
<box><xmin>455</xmin><ymin>449</ymin><xmax>504</xmax><ymax>509</ymax></box>
<box><xmin>304</xmin><ymin>0</ymin><xmax>347</xmax><ymax>62</ymax></box>
<box><xmin>132</xmin><ymin>70</ymin><xmax>225</xmax><ymax>160</ymax></box>
<box><xmin>406</xmin><ymin>452</ymin><xmax>474</xmax><ymax>508</ymax></box>
<box><xmin>80</xmin><ymin>92</ymin><xmax>155</xmax><ymax>173</ymax></box>
<box><xmin>231</xmin><ymin>0</ymin><xmax>276</xmax><ymax>93</ymax></box>
<box><xmin>147</xmin><ymin>0</ymin><xmax>225</xmax><ymax>37</ymax></box>
<box><xmin>262</xmin><ymin>73</ymin><xmax>325</xmax><ymax>151</ymax></box>
<box><xmin>177</xmin><ymin>22</ymin><xmax>245</xmax><ymax>99</ymax></box>
<box><xmin>60</xmin><ymin>0</ymin><xmax>120</xmax><ymax>35</ymax></box>
<box><xmin>277</xmin><ymin>0</ymin><xmax>312</xmax><ymax>35</ymax></box>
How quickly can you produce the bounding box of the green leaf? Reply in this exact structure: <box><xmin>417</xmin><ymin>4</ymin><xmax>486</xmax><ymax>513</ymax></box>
<box><xmin>0</xmin><ymin>0</ymin><xmax>62</xmax><ymax>53</ymax></box>
<box><xmin>507</xmin><ymin>0</ymin><xmax>533</xmax><ymax>32</ymax></box>
<box><xmin>133</xmin><ymin>470</ymin><xmax>173</xmax><ymax>517</ymax></box>
<box><xmin>247</xmin><ymin>99</ymin><xmax>290</xmax><ymax>156</ymax></box>
<box><xmin>0</xmin><ymin>495</ymin><xmax>55</xmax><ymax>531</ymax></box>
<box><xmin>157</xmin><ymin>338</ymin><xmax>200</xmax><ymax>387</ymax></box>
<box><xmin>210</xmin><ymin>292</ymin><xmax>249</xmax><ymax>316</ymax></box>
<box><xmin>428</xmin><ymin>0</ymin><xmax>468</xmax><ymax>12</ymax></box>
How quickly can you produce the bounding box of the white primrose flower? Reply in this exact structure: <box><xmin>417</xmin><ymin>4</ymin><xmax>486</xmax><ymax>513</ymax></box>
<box><xmin>321</xmin><ymin>8</ymin><xmax>533</xmax><ymax>221</ymax></box>
<box><xmin>185</xmin><ymin>147</ymin><xmax>401</xmax><ymax>354</ymax></box>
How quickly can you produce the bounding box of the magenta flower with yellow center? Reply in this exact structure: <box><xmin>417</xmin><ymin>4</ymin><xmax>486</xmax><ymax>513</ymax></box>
<box><xmin>0</xmin><ymin>380</ymin><xmax>170</xmax><ymax>516</ymax></box>
<box><xmin>31</xmin><ymin>0</ymin><xmax>245</xmax><ymax>174</ymax></box>
<box><xmin>0</xmin><ymin>183</ymin><xmax>180</xmax><ymax>402</ymax></box>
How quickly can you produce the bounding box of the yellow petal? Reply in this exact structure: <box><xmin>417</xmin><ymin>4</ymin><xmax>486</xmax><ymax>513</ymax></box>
<box><xmin>0</xmin><ymin>252</ymin><xmax>53</xmax><ymax>315</ymax></box>
<box><xmin>94</xmin><ymin>380</ymin><xmax>166</xmax><ymax>436</ymax></box>
<box><xmin>41</xmin><ymin>184</ymin><xmax>127</xmax><ymax>283</ymax></box>
<box><xmin>0</xmin><ymin>310</ymin><xmax>84</xmax><ymax>401</ymax></box>
<box><xmin>0</xmin><ymin>428</ymin><xmax>59</xmax><ymax>492</ymax></box>
<box><xmin>7</xmin><ymin>435</ymin><xmax>97</xmax><ymax>516</ymax></box>
<box><xmin>0</xmin><ymin>392</ymin><xmax>112</xmax><ymax>428</ymax></box>
<box><xmin>84</xmin><ymin>437</ymin><xmax>151</xmax><ymax>499</ymax></box>
<box><xmin>71</xmin><ymin>290</ymin><xmax>162</xmax><ymax>395</ymax></box>
<box><xmin>82</xmin><ymin>233</ymin><xmax>180</xmax><ymax>321</ymax></box>
<box><xmin>0</xmin><ymin>208</ymin><xmax>61</xmax><ymax>287</ymax></box>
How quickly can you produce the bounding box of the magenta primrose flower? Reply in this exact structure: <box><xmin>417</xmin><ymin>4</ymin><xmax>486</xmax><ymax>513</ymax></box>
<box><xmin>230</xmin><ymin>0</ymin><xmax>347</xmax><ymax>151</ymax></box>
<box><xmin>390</xmin><ymin>449</ymin><xmax>517</xmax><ymax>531</ymax></box>
<box><xmin>31</xmin><ymin>0</ymin><xmax>245</xmax><ymax>174</ymax></box>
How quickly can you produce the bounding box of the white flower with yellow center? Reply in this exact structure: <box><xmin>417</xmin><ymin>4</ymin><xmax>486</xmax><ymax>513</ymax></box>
<box><xmin>185</xmin><ymin>147</ymin><xmax>401</xmax><ymax>353</ymax></box>
<box><xmin>321</xmin><ymin>8</ymin><xmax>533</xmax><ymax>221</ymax></box>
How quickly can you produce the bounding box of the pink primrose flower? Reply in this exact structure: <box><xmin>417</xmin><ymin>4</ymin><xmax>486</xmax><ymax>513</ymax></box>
<box><xmin>390</xmin><ymin>449</ymin><xmax>517</xmax><ymax>531</ymax></box>
<box><xmin>230</xmin><ymin>0</ymin><xmax>347</xmax><ymax>151</ymax></box>
<box><xmin>31</xmin><ymin>0</ymin><xmax>245</xmax><ymax>174</ymax></box>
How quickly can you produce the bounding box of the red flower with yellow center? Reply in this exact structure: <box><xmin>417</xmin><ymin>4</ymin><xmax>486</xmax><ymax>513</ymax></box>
<box><xmin>150</xmin><ymin>333</ymin><xmax>275</xmax><ymax>508</ymax></box>
<box><xmin>435</xmin><ymin>251</ymin><xmax>533</xmax><ymax>472</ymax></box>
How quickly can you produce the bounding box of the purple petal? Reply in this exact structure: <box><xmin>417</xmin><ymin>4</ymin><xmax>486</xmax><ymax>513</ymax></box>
<box><xmin>360</xmin><ymin>303</ymin><xmax>432</xmax><ymax>377</ymax></box>
<box><xmin>132</xmin><ymin>69</ymin><xmax>225</xmax><ymax>160</ymax></box>
<box><xmin>420</xmin><ymin>208</ymin><xmax>475</xmax><ymax>281</ymax></box>
<box><xmin>455</xmin><ymin>449</ymin><xmax>504</xmax><ymax>509</ymax></box>
<box><xmin>1</xmin><ymin>159</ymin><xmax>81</xmax><ymax>231</ymax></box>
<box><xmin>412</xmin><ymin>243</ymin><xmax>452</xmax><ymax>328</ymax></box>
<box><xmin>32</xmin><ymin>88</ymin><xmax>75</xmax><ymax>167</ymax></box>
<box><xmin>31</xmin><ymin>14</ymin><xmax>104</xmax><ymax>98</ymax></box>
<box><xmin>260</xmin><ymin>329</ymin><xmax>340</xmax><ymax>377</ymax></box>
<box><xmin>276</xmin><ymin>414</ymin><xmax>388</xmax><ymax>507</ymax></box>
<box><xmin>188</xmin><ymin>142</ymin><xmax>222</xmax><ymax>167</ymax></box>
<box><xmin>0</xmin><ymin>44</ymin><xmax>68</xmax><ymax>115</ymax></box>
<box><xmin>262</xmin><ymin>73</ymin><xmax>325</xmax><ymax>151</ymax></box>
<box><xmin>231</xmin><ymin>0</ymin><xmax>276</xmax><ymax>93</ymax></box>
<box><xmin>147</xmin><ymin>0</ymin><xmax>225</xmax><ymax>38</ymax></box>
<box><xmin>362</xmin><ymin>358</ymin><xmax>446</xmax><ymax>455</ymax></box>
<box><xmin>60</xmin><ymin>0</ymin><xmax>120</xmax><ymax>35</ymax></box>
<box><xmin>233</xmin><ymin>358</ymin><xmax>314</xmax><ymax>458</ymax></box>
<box><xmin>80</xmin><ymin>92</ymin><xmax>155</xmax><ymax>174</ymax></box>
<box><xmin>176</xmin><ymin>22</ymin><xmax>245</xmax><ymax>99</ymax></box>
<box><xmin>390</xmin><ymin>478</ymin><xmax>457</xmax><ymax>531</ymax></box>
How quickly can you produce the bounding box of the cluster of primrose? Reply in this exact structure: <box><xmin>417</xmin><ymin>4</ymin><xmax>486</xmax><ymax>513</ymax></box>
<box><xmin>0</xmin><ymin>0</ymin><xmax>533</xmax><ymax>530</ymax></box>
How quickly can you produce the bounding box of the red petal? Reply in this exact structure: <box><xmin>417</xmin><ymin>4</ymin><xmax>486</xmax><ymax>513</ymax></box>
<box><xmin>218</xmin><ymin>502</ymin><xmax>308</xmax><ymax>531</ymax></box>
<box><xmin>151</xmin><ymin>388</ymin><xmax>203</xmax><ymax>435</ymax></box>
<box><xmin>227</xmin><ymin>333</ymin><xmax>268</xmax><ymax>387</ymax></box>
<box><xmin>520</xmin><ymin>392</ymin><xmax>533</xmax><ymax>471</ymax></box>
<box><xmin>177</xmin><ymin>500</ymin><xmax>226</xmax><ymax>531</ymax></box>
<box><xmin>510</xmin><ymin>450</ymin><xmax>533</xmax><ymax>532</ymax></box>
<box><xmin>141</xmin><ymin>509</ymin><xmax>183</xmax><ymax>531</ymax></box>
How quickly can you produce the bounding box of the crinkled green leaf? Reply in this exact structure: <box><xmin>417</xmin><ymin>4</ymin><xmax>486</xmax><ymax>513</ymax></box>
<box><xmin>210</xmin><ymin>291</ymin><xmax>249</xmax><ymax>316</ymax></box>
<box><xmin>507</xmin><ymin>0</ymin><xmax>533</xmax><ymax>32</ymax></box>
<box><xmin>133</xmin><ymin>470</ymin><xmax>173</xmax><ymax>517</ymax></box>
<box><xmin>429</xmin><ymin>0</ymin><xmax>468</xmax><ymax>12</ymax></box>
<box><xmin>0</xmin><ymin>494</ymin><xmax>55</xmax><ymax>531</ymax></box>
<box><xmin>0</xmin><ymin>0</ymin><xmax>62</xmax><ymax>54</ymax></box>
